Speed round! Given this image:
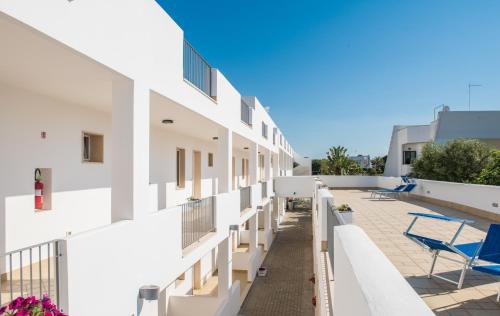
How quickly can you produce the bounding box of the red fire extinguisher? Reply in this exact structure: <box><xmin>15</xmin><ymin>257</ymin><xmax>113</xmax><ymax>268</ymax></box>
<box><xmin>35</xmin><ymin>168</ymin><xmax>43</xmax><ymax>210</ymax></box>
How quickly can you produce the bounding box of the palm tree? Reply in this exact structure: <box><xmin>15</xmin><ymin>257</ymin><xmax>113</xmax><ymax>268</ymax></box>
<box><xmin>326</xmin><ymin>146</ymin><xmax>363</xmax><ymax>175</ymax></box>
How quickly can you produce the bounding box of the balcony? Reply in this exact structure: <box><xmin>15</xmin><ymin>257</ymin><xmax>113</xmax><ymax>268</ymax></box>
<box><xmin>181</xmin><ymin>196</ymin><xmax>216</xmax><ymax>249</ymax></box>
<box><xmin>1</xmin><ymin>240</ymin><xmax>61</xmax><ymax>308</ymax></box>
<box><xmin>240</xmin><ymin>186</ymin><xmax>251</xmax><ymax>213</ymax></box>
<box><xmin>183</xmin><ymin>40</ymin><xmax>214</xmax><ymax>99</ymax></box>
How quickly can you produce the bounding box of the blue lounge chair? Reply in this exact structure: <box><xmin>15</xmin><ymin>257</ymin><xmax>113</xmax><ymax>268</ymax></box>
<box><xmin>403</xmin><ymin>212</ymin><xmax>480</xmax><ymax>288</ymax></box>
<box><xmin>471</xmin><ymin>224</ymin><xmax>500</xmax><ymax>301</ymax></box>
<box><xmin>371</xmin><ymin>183</ymin><xmax>417</xmax><ymax>200</ymax></box>
<box><xmin>369</xmin><ymin>184</ymin><xmax>406</xmax><ymax>198</ymax></box>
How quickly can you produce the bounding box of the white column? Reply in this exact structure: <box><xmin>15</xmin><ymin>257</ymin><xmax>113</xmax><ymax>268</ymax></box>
<box><xmin>216</xmin><ymin>128</ymin><xmax>232</xmax><ymax>193</ymax></box>
<box><xmin>249</xmin><ymin>143</ymin><xmax>258</xmax><ymax>185</ymax></box>
<box><xmin>217</xmin><ymin>236</ymin><xmax>232</xmax><ymax>297</ymax></box>
<box><xmin>249</xmin><ymin>213</ymin><xmax>258</xmax><ymax>254</ymax></box>
<box><xmin>264</xmin><ymin>149</ymin><xmax>271</xmax><ymax>182</ymax></box>
<box><xmin>264</xmin><ymin>204</ymin><xmax>271</xmax><ymax>250</ymax></box>
<box><xmin>272</xmin><ymin>153</ymin><xmax>278</xmax><ymax>177</ymax></box>
<box><xmin>111</xmin><ymin>79</ymin><xmax>150</xmax><ymax>222</ymax></box>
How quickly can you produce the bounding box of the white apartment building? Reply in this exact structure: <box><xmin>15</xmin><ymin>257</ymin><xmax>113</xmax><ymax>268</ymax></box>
<box><xmin>0</xmin><ymin>1</ymin><xmax>295</xmax><ymax>315</ymax></box>
<box><xmin>384</xmin><ymin>107</ymin><xmax>500</xmax><ymax>177</ymax></box>
<box><xmin>349</xmin><ymin>155</ymin><xmax>371</xmax><ymax>169</ymax></box>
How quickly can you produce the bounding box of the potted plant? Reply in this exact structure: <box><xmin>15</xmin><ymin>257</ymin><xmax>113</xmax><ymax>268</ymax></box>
<box><xmin>0</xmin><ymin>295</ymin><xmax>67</xmax><ymax>316</ymax></box>
<box><xmin>334</xmin><ymin>203</ymin><xmax>353</xmax><ymax>224</ymax></box>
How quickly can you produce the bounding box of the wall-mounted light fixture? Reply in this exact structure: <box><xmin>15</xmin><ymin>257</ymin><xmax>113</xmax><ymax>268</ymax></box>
<box><xmin>161</xmin><ymin>119</ymin><xmax>174</xmax><ymax>124</ymax></box>
<box><xmin>244</xmin><ymin>147</ymin><xmax>249</xmax><ymax>150</ymax></box>
<box><xmin>212</xmin><ymin>137</ymin><xmax>218</xmax><ymax>140</ymax></box>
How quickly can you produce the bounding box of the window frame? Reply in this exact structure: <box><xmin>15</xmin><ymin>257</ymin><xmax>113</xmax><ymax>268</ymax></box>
<box><xmin>208</xmin><ymin>152</ymin><xmax>214</xmax><ymax>167</ymax></box>
<box><xmin>403</xmin><ymin>150</ymin><xmax>417</xmax><ymax>165</ymax></box>
<box><xmin>176</xmin><ymin>148</ymin><xmax>186</xmax><ymax>188</ymax></box>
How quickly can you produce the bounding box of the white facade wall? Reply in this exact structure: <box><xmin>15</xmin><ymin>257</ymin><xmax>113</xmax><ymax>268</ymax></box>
<box><xmin>0</xmin><ymin>1</ymin><xmax>295</xmax><ymax>314</ymax></box>
<box><xmin>0</xmin><ymin>84</ymin><xmax>112</xmax><ymax>253</ymax></box>
<box><xmin>384</xmin><ymin>125</ymin><xmax>432</xmax><ymax>177</ymax></box>
<box><xmin>150</xmin><ymin>127</ymin><xmax>219</xmax><ymax>209</ymax></box>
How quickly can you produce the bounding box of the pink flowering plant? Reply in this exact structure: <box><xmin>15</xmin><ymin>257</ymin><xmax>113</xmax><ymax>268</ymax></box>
<box><xmin>0</xmin><ymin>295</ymin><xmax>67</xmax><ymax>316</ymax></box>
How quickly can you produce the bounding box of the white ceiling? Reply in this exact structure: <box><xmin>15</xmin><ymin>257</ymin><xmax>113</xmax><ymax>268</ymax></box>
<box><xmin>0</xmin><ymin>13</ymin><xmax>116</xmax><ymax>111</ymax></box>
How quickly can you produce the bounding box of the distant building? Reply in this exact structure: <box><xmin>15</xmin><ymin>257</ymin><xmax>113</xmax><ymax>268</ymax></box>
<box><xmin>350</xmin><ymin>155</ymin><xmax>371</xmax><ymax>169</ymax></box>
<box><xmin>384</xmin><ymin>107</ymin><xmax>500</xmax><ymax>177</ymax></box>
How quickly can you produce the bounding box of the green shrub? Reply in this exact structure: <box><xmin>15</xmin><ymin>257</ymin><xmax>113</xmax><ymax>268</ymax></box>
<box><xmin>411</xmin><ymin>139</ymin><xmax>491</xmax><ymax>183</ymax></box>
<box><xmin>475</xmin><ymin>150</ymin><xmax>500</xmax><ymax>185</ymax></box>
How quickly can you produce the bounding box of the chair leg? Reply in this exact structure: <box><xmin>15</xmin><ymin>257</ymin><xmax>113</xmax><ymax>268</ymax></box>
<box><xmin>457</xmin><ymin>262</ymin><xmax>468</xmax><ymax>289</ymax></box>
<box><xmin>428</xmin><ymin>251</ymin><xmax>439</xmax><ymax>278</ymax></box>
<box><xmin>497</xmin><ymin>283</ymin><xmax>499</xmax><ymax>302</ymax></box>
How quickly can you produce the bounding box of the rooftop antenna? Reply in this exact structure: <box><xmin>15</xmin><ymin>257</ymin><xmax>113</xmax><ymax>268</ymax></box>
<box><xmin>433</xmin><ymin>104</ymin><xmax>446</xmax><ymax>120</ymax></box>
<box><xmin>468</xmin><ymin>83</ymin><xmax>482</xmax><ymax>111</ymax></box>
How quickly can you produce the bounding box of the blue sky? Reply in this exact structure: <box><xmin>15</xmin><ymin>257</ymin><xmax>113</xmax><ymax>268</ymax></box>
<box><xmin>157</xmin><ymin>0</ymin><xmax>500</xmax><ymax>158</ymax></box>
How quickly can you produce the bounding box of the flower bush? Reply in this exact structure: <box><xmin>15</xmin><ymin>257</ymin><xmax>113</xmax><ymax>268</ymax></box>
<box><xmin>0</xmin><ymin>295</ymin><xmax>67</xmax><ymax>316</ymax></box>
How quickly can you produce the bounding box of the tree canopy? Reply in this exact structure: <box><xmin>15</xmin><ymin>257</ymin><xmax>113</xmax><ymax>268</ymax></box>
<box><xmin>411</xmin><ymin>139</ymin><xmax>493</xmax><ymax>184</ymax></box>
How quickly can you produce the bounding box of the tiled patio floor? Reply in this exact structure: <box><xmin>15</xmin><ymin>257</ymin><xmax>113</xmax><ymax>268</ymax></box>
<box><xmin>332</xmin><ymin>189</ymin><xmax>500</xmax><ymax>316</ymax></box>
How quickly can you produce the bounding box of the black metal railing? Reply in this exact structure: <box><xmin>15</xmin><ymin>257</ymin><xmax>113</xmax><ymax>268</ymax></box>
<box><xmin>261</xmin><ymin>181</ymin><xmax>268</xmax><ymax>199</ymax></box>
<box><xmin>240</xmin><ymin>186</ymin><xmax>252</xmax><ymax>212</ymax></box>
<box><xmin>181</xmin><ymin>196</ymin><xmax>216</xmax><ymax>249</ymax></box>
<box><xmin>1</xmin><ymin>240</ymin><xmax>62</xmax><ymax>307</ymax></box>
<box><xmin>183</xmin><ymin>40</ymin><xmax>212</xmax><ymax>97</ymax></box>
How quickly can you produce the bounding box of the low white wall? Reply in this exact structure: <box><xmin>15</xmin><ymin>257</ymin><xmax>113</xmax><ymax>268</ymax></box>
<box><xmin>318</xmin><ymin>175</ymin><xmax>379</xmax><ymax>188</ymax></box>
<box><xmin>274</xmin><ymin>176</ymin><xmax>315</xmax><ymax>198</ymax></box>
<box><xmin>61</xmin><ymin>189</ymin><xmax>239</xmax><ymax>315</ymax></box>
<box><xmin>318</xmin><ymin>189</ymin><xmax>333</xmax><ymax>243</ymax></box>
<box><xmin>167</xmin><ymin>281</ymin><xmax>240</xmax><ymax>316</ymax></box>
<box><xmin>411</xmin><ymin>179</ymin><xmax>500</xmax><ymax>216</ymax></box>
<box><xmin>334</xmin><ymin>225</ymin><xmax>434</xmax><ymax>316</ymax></box>
<box><xmin>323</xmin><ymin>175</ymin><xmax>500</xmax><ymax>217</ymax></box>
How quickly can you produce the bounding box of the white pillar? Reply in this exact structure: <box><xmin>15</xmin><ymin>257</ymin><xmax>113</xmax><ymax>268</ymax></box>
<box><xmin>216</xmin><ymin>128</ymin><xmax>232</xmax><ymax>193</ymax></box>
<box><xmin>249</xmin><ymin>213</ymin><xmax>258</xmax><ymax>254</ymax></box>
<box><xmin>217</xmin><ymin>236</ymin><xmax>232</xmax><ymax>297</ymax></box>
<box><xmin>264</xmin><ymin>204</ymin><xmax>271</xmax><ymax>250</ymax></box>
<box><xmin>264</xmin><ymin>149</ymin><xmax>270</xmax><ymax>182</ymax></box>
<box><xmin>249</xmin><ymin>143</ymin><xmax>258</xmax><ymax>185</ymax></box>
<box><xmin>111</xmin><ymin>79</ymin><xmax>150</xmax><ymax>222</ymax></box>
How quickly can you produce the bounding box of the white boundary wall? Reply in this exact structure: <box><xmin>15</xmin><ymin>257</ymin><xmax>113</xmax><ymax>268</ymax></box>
<box><xmin>320</xmin><ymin>176</ymin><xmax>500</xmax><ymax>217</ymax></box>
<box><xmin>334</xmin><ymin>225</ymin><xmax>434</xmax><ymax>316</ymax></box>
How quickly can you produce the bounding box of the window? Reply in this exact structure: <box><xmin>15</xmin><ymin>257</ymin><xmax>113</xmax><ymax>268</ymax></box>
<box><xmin>262</xmin><ymin>122</ymin><xmax>268</xmax><ymax>139</ymax></box>
<box><xmin>208</xmin><ymin>153</ymin><xmax>214</xmax><ymax>167</ymax></box>
<box><xmin>273</xmin><ymin>128</ymin><xmax>277</xmax><ymax>145</ymax></box>
<box><xmin>176</xmin><ymin>148</ymin><xmax>186</xmax><ymax>188</ymax></box>
<box><xmin>82</xmin><ymin>132</ymin><xmax>104</xmax><ymax>163</ymax></box>
<box><xmin>241</xmin><ymin>99</ymin><xmax>253</xmax><ymax>126</ymax></box>
<box><xmin>403</xmin><ymin>151</ymin><xmax>417</xmax><ymax>165</ymax></box>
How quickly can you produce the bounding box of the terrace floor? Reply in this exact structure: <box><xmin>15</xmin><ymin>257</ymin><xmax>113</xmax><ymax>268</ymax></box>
<box><xmin>239</xmin><ymin>207</ymin><xmax>314</xmax><ymax>316</ymax></box>
<box><xmin>332</xmin><ymin>189</ymin><xmax>500</xmax><ymax>316</ymax></box>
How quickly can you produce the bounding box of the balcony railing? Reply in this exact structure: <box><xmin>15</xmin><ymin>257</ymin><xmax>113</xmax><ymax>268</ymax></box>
<box><xmin>0</xmin><ymin>240</ymin><xmax>62</xmax><ymax>307</ymax></box>
<box><xmin>183</xmin><ymin>40</ymin><xmax>212</xmax><ymax>97</ymax></box>
<box><xmin>240</xmin><ymin>186</ymin><xmax>252</xmax><ymax>212</ymax></box>
<box><xmin>181</xmin><ymin>196</ymin><xmax>216</xmax><ymax>249</ymax></box>
<box><xmin>261</xmin><ymin>181</ymin><xmax>268</xmax><ymax>199</ymax></box>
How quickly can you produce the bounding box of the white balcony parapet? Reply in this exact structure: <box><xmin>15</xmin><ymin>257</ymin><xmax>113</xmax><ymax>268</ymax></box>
<box><xmin>333</xmin><ymin>225</ymin><xmax>434</xmax><ymax>316</ymax></box>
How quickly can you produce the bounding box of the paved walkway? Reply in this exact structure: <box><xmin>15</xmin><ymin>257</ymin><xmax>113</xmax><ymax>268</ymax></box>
<box><xmin>239</xmin><ymin>208</ymin><xmax>314</xmax><ymax>316</ymax></box>
<box><xmin>333</xmin><ymin>189</ymin><xmax>500</xmax><ymax>316</ymax></box>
